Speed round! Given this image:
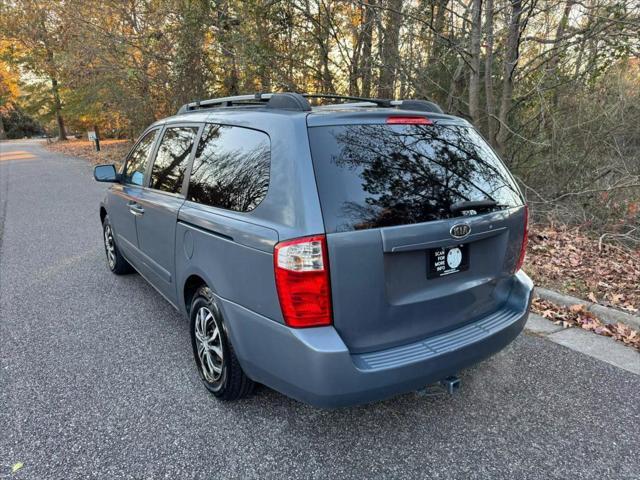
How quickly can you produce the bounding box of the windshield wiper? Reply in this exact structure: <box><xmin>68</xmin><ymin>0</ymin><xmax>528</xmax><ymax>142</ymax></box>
<box><xmin>449</xmin><ymin>199</ymin><xmax>499</xmax><ymax>213</ymax></box>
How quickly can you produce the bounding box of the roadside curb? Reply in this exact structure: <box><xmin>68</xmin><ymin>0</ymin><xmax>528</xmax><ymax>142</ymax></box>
<box><xmin>525</xmin><ymin>313</ymin><xmax>640</xmax><ymax>375</ymax></box>
<box><xmin>535</xmin><ymin>286</ymin><xmax>640</xmax><ymax>330</ymax></box>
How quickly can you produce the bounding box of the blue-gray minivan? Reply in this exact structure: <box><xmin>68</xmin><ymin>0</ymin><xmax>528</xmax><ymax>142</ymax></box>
<box><xmin>94</xmin><ymin>93</ymin><xmax>533</xmax><ymax>408</ymax></box>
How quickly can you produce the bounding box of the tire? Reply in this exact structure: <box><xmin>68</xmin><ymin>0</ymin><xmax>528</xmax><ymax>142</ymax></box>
<box><xmin>102</xmin><ymin>215</ymin><xmax>133</xmax><ymax>275</ymax></box>
<box><xmin>190</xmin><ymin>286</ymin><xmax>254</xmax><ymax>400</ymax></box>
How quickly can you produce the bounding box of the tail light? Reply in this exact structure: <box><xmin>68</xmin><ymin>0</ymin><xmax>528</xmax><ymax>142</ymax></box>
<box><xmin>274</xmin><ymin>235</ymin><xmax>332</xmax><ymax>328</ymax></box>
<box><xmin>386</xmin><ymin>116</ymin><xmax>432</xmax><ymax>125</ymax></box>
<box><xmin>513</xmin><ymin>205</ymin><xmax>529</xmax><ymax>272</ymax></box>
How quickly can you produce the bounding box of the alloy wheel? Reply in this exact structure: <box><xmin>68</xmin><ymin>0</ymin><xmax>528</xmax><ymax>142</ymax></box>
<box><xmin>194</xmin><ymin>306</ymin><xmax>224</xmax><ymax>383</ymax></box>
<box><xmin>104</xmin><ymin>225</ymin><xmax>116</xmax><ymax>269</ymax></box>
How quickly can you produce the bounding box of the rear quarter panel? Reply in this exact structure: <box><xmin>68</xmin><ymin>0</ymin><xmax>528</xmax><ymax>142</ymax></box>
<box><xmin>174</xmin><ymin>111</ymin><xmax>325</xmax><ymax>323</ymax></box>
<box><xmin>175</xmin><ymin>205</ymin><xmax>282</xmax><ymax>321</ymax></box>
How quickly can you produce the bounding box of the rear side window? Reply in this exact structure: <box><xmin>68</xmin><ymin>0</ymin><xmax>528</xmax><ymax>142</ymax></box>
<box><xmin>149</xmin><ymin>126</ymin><xmax>199</xmax><ymax>194</ymax></box>
<box><xmin>308</xmin><ymin>123</ymin><xmax>523</xmax><ymax>233</ymax></box>
<box><xmin>123</xmin><ymin>129</ymin><xmax>158</xmax><ymax>186</ymax></box>
<box><xmin>188</xmin><ymin>124</ymin><xmax>270</xmax><ymax>212</ymax></box>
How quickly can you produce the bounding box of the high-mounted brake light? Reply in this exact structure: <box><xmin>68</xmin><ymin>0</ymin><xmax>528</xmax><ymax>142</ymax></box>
<box><xmin>274</xmin><ymin>235</ymin><xmax>332</xmax><ymax>328</ymax></box>
<box><xmin>386</xmin><ymin>116</ymin><xmax>432</xmax><ymax>125</ymax></box>
<box><xmin>513</xmin><ymin>205</ymin><xmax>529</xmax><ymax>273</ymax></box>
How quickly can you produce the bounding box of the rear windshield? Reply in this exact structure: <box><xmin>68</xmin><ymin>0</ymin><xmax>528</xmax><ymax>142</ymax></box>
<box><xmin>308</xmin><ymin>123</ymin><xmax>523</xmax><ymax>233</ymax></box>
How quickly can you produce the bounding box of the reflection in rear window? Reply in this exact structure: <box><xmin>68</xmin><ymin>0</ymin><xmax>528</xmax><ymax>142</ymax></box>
<box><xmin>308</xmin><ymin>123</ymin><xmax>523</xmax><ymax>233</ymax></box>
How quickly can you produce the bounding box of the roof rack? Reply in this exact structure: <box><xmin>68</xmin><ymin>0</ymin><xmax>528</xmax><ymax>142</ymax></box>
<box><xmin>176</xmin><ymin>92</ymin><xmax>443</xmax><ymax>115</ymax></box>
<box><xmin>302</xmin><ymin>93</ymin><xmax>392</xmax><ymax>108</ymax></box>
<box><xmin>176</xmin><ymin>93</ymin><xmax>313</xmax><ymax>114</ymax></box>
<box><xmin>178</xmin><ymin>93</ymin><xmax>274</xmax><ymax>114</ymax></box>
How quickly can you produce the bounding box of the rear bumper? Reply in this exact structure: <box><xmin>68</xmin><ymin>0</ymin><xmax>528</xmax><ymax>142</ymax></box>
<box><xmin>222</xmin><ymin>271</ymin><xmax>533</xmax><ymax>408</ymax></box>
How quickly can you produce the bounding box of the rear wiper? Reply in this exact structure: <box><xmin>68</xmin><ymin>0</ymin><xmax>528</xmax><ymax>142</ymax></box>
<box><xmin>449</xmin><ymin>199</ymin><xmax>499</xmax><ymax>213</ymax></box>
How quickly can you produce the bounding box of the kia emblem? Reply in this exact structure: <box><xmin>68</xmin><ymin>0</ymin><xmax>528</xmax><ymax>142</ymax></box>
<box><xmin>450</xmin><ymin>223</ymin><xmax>471</xmax><ymax>239</ymax></box>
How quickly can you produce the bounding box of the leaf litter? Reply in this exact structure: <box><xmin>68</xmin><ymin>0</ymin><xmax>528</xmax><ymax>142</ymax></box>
<box><xmin>526</xmin><ymin>224</ymin><xmax>640</xmax><ymax>314</ymax></box>
<box><xmin>532</xmin><ymin>297</ymin><xmax>640</xmax><ymax>351</ymax></box>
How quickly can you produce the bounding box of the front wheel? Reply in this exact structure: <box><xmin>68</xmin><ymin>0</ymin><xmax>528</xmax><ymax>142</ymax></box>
<box><xmin>102</xmin><ymin>215</ymin><xmax>133</xmax><ymax>275</ymax></box>
<box><xmin>190</xmin><ymin>287</ymin><xmax>254</xmax><ymax>400</ymax></box>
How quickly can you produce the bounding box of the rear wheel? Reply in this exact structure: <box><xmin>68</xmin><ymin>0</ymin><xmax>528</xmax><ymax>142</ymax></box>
<box><xmin>190</xmin><ymin>286</ymin><xmax>254</xmax><ymax>400</ymax></box>
<box><xmin>102</xmin><ymin>215</ymin><xmax>133</xmax><ymax>275</ymax></box>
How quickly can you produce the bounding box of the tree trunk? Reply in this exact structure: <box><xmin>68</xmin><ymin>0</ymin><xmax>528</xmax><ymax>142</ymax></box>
<box><xmin>484</xmin><ymin>0</ymin><xmax>497</xmax><ymax>143</ymax></box>
<box><xmin>447</xmin><ymin>56</ymin><xmax>465</xmax><ymax>112</ymax></box>
<box><xmin>0</xmin><ymin>115</ymin><xmax>6</xmax><ymax>140</ymax></box>
<box><xmin>216</xmin><ymin>0</ymin><xmax>240</xmax><ymax>95</ymax></box>
<box><xmin>360</xmin><ymin>0</ymin><xmax>375</xmax><ymax>97</ymax></box>
<box><xmin>348</xmin><ymin>5</ymin><xmax>364</xmax><ymax>96</ymax></box>
<box><xmin>51</xmin><ymin>76</ymin><xmax>66</xmax><ymax>141</ymax></box>
<box><xmin>175</xmin><ymin>0</ymin><xmax>210</xmax><ymax>107</ymax></box>
<box><xmin>469</xmin><ymin>0</ymin><xmax>483</xmax><ymax>123</ymax></box>
<box><xmin>377</xmin><ymin>0</ymin><xmax>403</xmax><ymax>99</ymax></box>
<box><xmin>315</xmin><ymin>1</ymin><xmax>334</xmax><ymax>93</ymax></box>
<box><xmin>427</xmin><ymin>0</ymin><xmax>449</xmax><ymax>67</ymax></box>
<box><xmin>43</xmin><ymin>40</ymin><xmax>66</xmax><ymax>141</ymax></box>
<box><xmin>496</xmin><ymin>0</ymin><xmax>523</xmax><ymax>153</ymax></box>
<box><xmin>548</xmin><ymin>0</ymin><xmax>575</xmax><ymax>109</ymax></box>
<box><xmin>255</xmin><ymin>0</ymin><xmax>272</xmax><ymax>92</ymax></box>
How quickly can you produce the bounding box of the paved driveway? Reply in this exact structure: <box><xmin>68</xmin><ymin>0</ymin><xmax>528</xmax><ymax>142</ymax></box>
<box><xmin>1</xmin><ymin>140</ymin><xmax>638</xmax><ymax>479</ymax></box>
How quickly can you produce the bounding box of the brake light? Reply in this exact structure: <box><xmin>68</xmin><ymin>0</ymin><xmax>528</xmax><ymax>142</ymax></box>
<box><xmin>514</xmin><ymin>205</ymin><xmax>529</xmax><ymax>272</ymax></box>
<box><xmin>386</xmin><ymin>116</ymin><xmax>432</xmax><ymax>125</ymax></box>
<box><xmin>274</xmin><ymin>235</ymin><xmax>332</xmax><ymax>328</ymax></box>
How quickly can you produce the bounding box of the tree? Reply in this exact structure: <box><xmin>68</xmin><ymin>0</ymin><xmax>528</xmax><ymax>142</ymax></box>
<box><xmin>0</xmin><ymin>60</ymin><xmax>20</xmax><ymax>139</ymax></box>
<box><xmin>496</xmin><ymin>0</ymin><xmax>524</xmax><ymax>152</ymax></box>
<box><xmin>1</xmin><ymin>0</ymin><xmax>639</xmax><ymax>240</ymax></box>
<box><xmin>377</xmin><ymin>0</ymin><xmax>402</xmax><ymax>98</ymax></box>
<box><xmin>0</xmin><ymin>0</ymin><xmax>68</xmax><ymax>140</ymax></box>
<box><xmin>469</xmin><ymin>0</ymin><xmax>483</xmax><ymax>123</ymax></box>
<box><xmin>484</xmin><ymin>0</ymin><xmax>497</xmax><ymax>142</ymax></box>
<box><xmin>173</xmin><ymin>0</ymin><xmax>211</xmax><ymax>108</ymax></box>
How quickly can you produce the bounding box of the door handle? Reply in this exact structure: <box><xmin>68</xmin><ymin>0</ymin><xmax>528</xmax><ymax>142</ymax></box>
<box><xmin>128</xmin><ymin>203</ymin><xmax>144</xmax><ymax>216</ymax></box>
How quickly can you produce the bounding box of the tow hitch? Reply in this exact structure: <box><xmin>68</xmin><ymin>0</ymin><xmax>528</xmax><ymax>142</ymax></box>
<box><xmin>441</xmin><ymin>376</ymin><xmax>461</xmax><ymax>394</ymax></box>
<box><xmin>416</xmin><ymin>375</ymin><xmax>462</xmax><ymax>397</ymax></box>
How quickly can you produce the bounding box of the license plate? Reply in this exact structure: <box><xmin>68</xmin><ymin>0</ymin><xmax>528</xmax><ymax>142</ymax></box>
<box><xmin>427</xmin><ymin>244</ymin><xmax>469</xmax><ymax>279</ymax></box>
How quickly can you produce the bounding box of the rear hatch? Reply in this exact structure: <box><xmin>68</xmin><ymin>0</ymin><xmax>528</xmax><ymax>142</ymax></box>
<box><xmin>307</xmin><ymin>113</ymin><xmax>527</xmax><ymax>353</ymax></box>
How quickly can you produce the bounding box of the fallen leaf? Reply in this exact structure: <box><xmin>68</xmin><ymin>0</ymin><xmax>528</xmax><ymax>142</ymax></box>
<box><xmin>12</xmin><ymin>463</ymin><xmax>24</xmax><ymax>473</ymax></box>
<box><xmin>531</xmin><ymin>297</ymin><xmax>640</xmax><ymax>350</ymax></box>
<box><xmin>526</xmin><ymin>225</ymin><xmax>640</xmax><ymax>314</ymax></box>
<box><xmin>569</xmin><ymin>304</ymin><xmax>586</xmax><ymax>313</ymax></box>
<box><xmin>609</xmin><ymin>293</ymin><xmax>624</xmax><ymax>304</ymax></box>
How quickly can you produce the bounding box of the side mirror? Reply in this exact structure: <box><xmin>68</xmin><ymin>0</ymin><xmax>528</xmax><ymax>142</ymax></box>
<box><xmin>94</xmin><ymin>164</ymin><xmax>119</xmax><ymax>183</ymax></box>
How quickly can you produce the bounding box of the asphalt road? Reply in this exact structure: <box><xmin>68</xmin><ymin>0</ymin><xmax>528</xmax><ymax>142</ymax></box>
<box><xmin>1</xmin><ymin>140</ymin><xmax>639</xmax><ymax>479</ymax></box>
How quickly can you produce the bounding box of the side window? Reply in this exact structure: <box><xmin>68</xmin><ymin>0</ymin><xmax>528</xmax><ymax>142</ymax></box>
<box><xmin>188</xmin><ymin>124</ymin><xmax>270</xmax><ymax>212</ymax></box>
<box><xmin>123</xmin><ymin>129</ymin><xmax>158</xmax><ymax>186</ymax></box>
<box><xmin>149</xmin><ymin>126</ymin><xmax>199</xmax><ymax>194</ymax></box>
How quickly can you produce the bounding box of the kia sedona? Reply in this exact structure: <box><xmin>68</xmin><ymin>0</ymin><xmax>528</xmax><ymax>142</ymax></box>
<box><xmin>94</xmin><ymin>92</ymin><xmax>533</xmax><ymax>408</ymax></box>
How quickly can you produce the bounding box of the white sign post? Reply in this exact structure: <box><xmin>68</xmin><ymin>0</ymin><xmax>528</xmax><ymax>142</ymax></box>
<box><xmin>87</xmin><ymin>129</ymin><xmax>100</xmax><ymax>151</ymax></box>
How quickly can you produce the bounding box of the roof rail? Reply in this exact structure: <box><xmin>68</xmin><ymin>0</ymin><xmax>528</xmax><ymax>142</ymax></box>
<box><xmin>176</xmin><ymin>92</ymin><xmax>443</xmax><ymax>115</ymax></box>
<box><xmin>176</xmin><ymin>92</ymin><xmax>311</xmax><ymax>114</ymax></box>
<box><xmin>302</xmin><ymin>93</ymin><xmax>392</xmax><ymax>108</ymax></box>
<box><xmin>302</xmin><ymin>94</ymin><xmax>444</xmax><ymax>113</ymax></box>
